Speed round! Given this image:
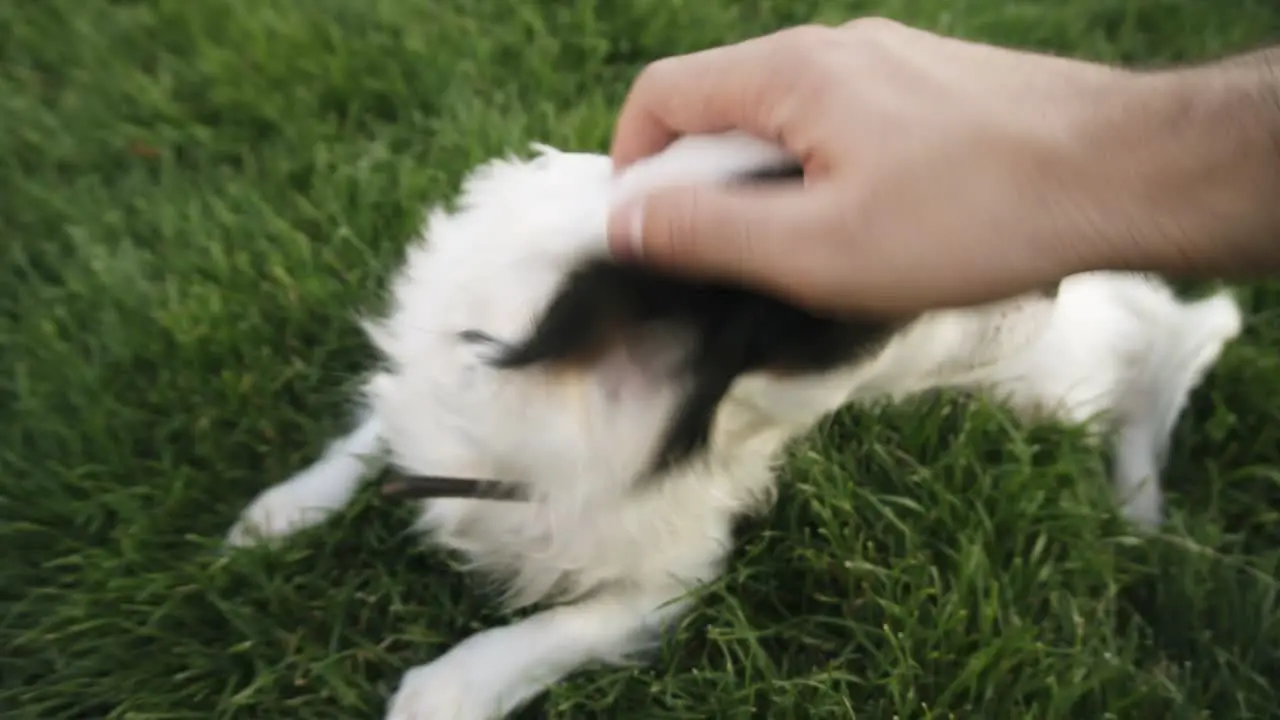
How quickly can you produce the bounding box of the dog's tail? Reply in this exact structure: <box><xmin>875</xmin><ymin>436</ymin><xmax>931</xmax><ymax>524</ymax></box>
<box><xmin>1109</xmin><ymin>284</ymin><xmax>1243</xmax><ymax>527</ymax></box>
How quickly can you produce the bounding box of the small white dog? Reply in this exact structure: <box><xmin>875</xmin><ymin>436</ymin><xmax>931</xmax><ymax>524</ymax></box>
<box><xmin>225</xmin><ymin>132</ymin><xmax>1243</xmax><ymax>719</ymax></box>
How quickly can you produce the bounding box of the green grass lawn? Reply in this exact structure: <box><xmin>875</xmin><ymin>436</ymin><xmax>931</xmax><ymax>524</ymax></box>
<box><xmin>4</xmin><ymin>0</ymin><xmax>1280</xmax><ymax>717</ymax></box>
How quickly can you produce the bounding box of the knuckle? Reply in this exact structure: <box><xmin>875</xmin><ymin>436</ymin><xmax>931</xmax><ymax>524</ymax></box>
<box><xmin>775</xmin><ymin>23</ymin><xmax>836</xmax><ymax>48</ymax></box>
<box><xmin>631</xmin><ymin>56</ymin><xmax>679</xmax><ymax>95</ymax></box>
<box><xmin>761</xmin><ymin>26</ymin><xmax>841</xmax><ymax>93</ymax></box>
<box><xmin>771</xmin><ymin>24</ymin><xmax>841</xmax><ymax>67</ymax></box>
<box><xmin>839</xmin><ymin>16</ymin><xmax>904</xmax><ymax>39</ymax></box>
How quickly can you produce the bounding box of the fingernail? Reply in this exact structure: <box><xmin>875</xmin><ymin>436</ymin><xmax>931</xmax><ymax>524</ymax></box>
<box><xmin>607</xmin><ymin>201</ymin><xmax>644</xmax><ymax>261</ymax></box>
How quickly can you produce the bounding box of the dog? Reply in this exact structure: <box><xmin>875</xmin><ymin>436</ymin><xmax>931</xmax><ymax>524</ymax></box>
<box><xmin>224</xmin><ymin>131</ymin><xmax>1243</xmax><ymax>719</ymax></box>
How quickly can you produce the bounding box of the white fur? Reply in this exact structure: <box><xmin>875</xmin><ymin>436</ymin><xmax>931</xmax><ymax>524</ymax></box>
<box><xmin>225</xmin><ymin>131</ymin><xmax>1243</xmax><ymax>719</ymax></box>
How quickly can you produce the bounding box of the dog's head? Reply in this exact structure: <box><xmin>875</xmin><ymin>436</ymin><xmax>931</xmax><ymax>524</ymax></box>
<box><xmin>363</xmin><ymin>133</ymin><xmax>900</xmax><ymax>501</ymax></box>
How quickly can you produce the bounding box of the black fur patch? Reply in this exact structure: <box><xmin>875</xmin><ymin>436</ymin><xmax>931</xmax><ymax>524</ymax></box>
<box><xmin>485</xmin><ymin>164</ymin><xmax>901</xmax><ymax>482</ymax></box>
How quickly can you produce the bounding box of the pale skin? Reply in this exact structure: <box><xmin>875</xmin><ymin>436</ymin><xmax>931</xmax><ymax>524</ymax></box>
<box><xmin>605</xmin><ymin>18</ymin><xmax>1280</xmax><ymax>317</ymax></box>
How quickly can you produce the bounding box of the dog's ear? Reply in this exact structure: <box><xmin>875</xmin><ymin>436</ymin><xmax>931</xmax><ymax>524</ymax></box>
<box><xmin>485</xmin><ymin>160</ymin><xmax>903</xmax><ymax>482</ymax></box>
<box><xmin>489</xmin><ymin>161</ymin><xmax>809</xmax><ymax>373</ymax></box>
<box><xmin>484</xmin><ymin>261</ymin><xmax>648</xmax><ymax>370</ymax></box>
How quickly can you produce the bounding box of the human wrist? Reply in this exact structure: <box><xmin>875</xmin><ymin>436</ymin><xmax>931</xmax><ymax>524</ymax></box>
<box><xmin>1058</xmin><ymin>56</ymin><xmax>1280</xmax><ymax>280</ymax></box>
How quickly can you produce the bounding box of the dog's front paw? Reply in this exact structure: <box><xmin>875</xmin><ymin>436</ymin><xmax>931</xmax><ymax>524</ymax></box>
<box><xmin>385</xmin><ymin>658</ymin><xmax>507</xmax><ymax>720</ymax></box>
<box><xmin>1119</xmin><ymin>489</ymin><xmax>1163</xmax><ymax>530</ymax></box>
<box><xmin>224</xmin><ymin>481</ymin><xmax>341</xmax><ymax>548</ymax></box>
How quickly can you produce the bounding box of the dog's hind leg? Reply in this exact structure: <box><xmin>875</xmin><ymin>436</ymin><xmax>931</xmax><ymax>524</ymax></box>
<box><xmin>226</xmin><ymin>411</ymin><xmax>385</xmax><ymax>548</ymax></box>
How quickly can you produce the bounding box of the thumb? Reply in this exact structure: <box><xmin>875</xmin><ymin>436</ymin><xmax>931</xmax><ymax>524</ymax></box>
<box><xmin>607</xmin><ymin>182</ymin><xmax>822</xmax><ymax>293</ymax></box>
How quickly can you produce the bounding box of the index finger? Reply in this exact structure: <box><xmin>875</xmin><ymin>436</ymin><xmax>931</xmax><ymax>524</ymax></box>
<box><xmin>609</xmin><ymin>27</ymin><xmax>820</xmax><ymax>170</ymax></box>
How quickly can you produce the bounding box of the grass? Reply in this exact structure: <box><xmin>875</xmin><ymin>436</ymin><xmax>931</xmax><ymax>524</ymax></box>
<box><xmin>3</xmin><ymin>0</ymin><xmax>1280</xmax><ymax>717</ymax></box>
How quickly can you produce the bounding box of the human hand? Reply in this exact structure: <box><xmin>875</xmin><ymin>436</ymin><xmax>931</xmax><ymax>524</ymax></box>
<box><xmin>606</xmin><ymin>19</ymin><xmax>1136</xmax><ymax>317</ymax></box>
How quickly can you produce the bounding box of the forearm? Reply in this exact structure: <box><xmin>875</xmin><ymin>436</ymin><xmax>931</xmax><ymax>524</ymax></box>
<box><xmin>1065</xmin><ymin>46</ymin><xmax>1280</xmax><ymax>280</ymax></box>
